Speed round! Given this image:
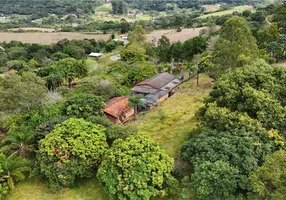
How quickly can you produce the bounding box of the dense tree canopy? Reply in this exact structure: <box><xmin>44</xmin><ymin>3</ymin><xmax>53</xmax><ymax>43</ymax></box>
<box><xmin>0</xmin><ymin>72</ymin><xmax>46</xmax><ymax>113</ymax></box>
<box><xmin>199</xmin><ymin>62</ymin><xmax>286</xmax><ymax>135</ymax></box>
<box><xmin>97</xmin><ymin>135</ymin><xmax>177</xmax><ymax>200</ymax></box>
<box><xmin>37</xmin><ymin>118</ymin><xmax>108</xmax><ymax>190</ymax></box>
<box><xmin>212</xmin><ymin>16</ymin><xmax>258</xmax><ymax>76</ymax></box>
<box><xmin>250</xmin><ymin>150</ymin><xmax>286</xmax><ymax>200</ymax></box>
<box><xmin>62</xmin><ymin>93</ymin><xmax>105</xmax><ymax>119</ymax></box>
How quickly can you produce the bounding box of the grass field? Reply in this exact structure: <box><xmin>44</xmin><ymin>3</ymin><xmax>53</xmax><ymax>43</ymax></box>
<box><xmin>199</xmin><ymin>5</ymin><xmax>254</xmax><ymax>18</ymax></box>
<box><xmin>7</xmin><ymin>177</ymin><xmax>111</xmax><ymax>200</ymax></box>
<box><xmin>92</xmin><ymin>14</ymin><xmax>151</xmax><ymax>22</ymax></box>
<box><xmin>131</xmin><ymin>74</ymin><xmax>213</xmax><ymax>157</ymax></box>
<box><xmin>147</xmin><ymin>26</ymin><xmax>220</xmax><ymax>44</ymax></box>
<box><xmin>0</xmin><ymin>32</ymin><xmax>111</xmax><ymax>44</ymax></box>
<box><xmin>202</xmin><ymin>4</ymin><xmax>221</xmax><ymax>12</ymax></box>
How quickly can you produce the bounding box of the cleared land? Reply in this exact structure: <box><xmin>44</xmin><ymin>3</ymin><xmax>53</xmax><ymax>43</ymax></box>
<box><xmin>6</xmin><ymin>27</ymin><xmax>57</xmax><ymax>32</ymax></box>
<box><xmin>202</xmin><ymin>4</ymin><xmax>221</xmax><ymax>12</ymax></box>
<box><xmin>131</xmin><ymin>74</ymin><xmax>213</xmax><ymax>157</ymax></box>
<box><xmin>147</xmin><ymin>26</ymin><xmax>220</xmax><ymax>44</ymax></box>
<box><xmin>199</xmin><ymin>5</ymin><xmax>254</xmax><ymax>18</ymax></box>
<box><xmin>0</xmin><ymin>32</ymin><xmax>111</xmax><ymax>44</ymax></box>
<box><xmin>273</xmin><ymin>62</ymin><xmax>286</xmax><ymax>68</ymax></box>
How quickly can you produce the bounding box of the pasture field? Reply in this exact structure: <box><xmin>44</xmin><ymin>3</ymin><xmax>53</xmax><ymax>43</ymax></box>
<box><xmin>199</xmin><ymin>5</ymin><xmax>254</xmax><ymax>18</ymax></box>
<box><xmin>0</xmin><ymin>32</ymin><xmax>111</xmax><ymax>44</ymax></box>
<box><xmin>6</xmin><ymin>27</ymin><xmax>57</xmax><ymax>32</ymax></box>
<box><xmin>147</xmin><ymin>26</ymin><xmax>220</xmax><ymax>44</ymax></box>
<box><xmin>132</xmin><ymin>74</ymin><xmax>213</xmax><ymax>157</ymax></box>
<box><xmin>202</xmin><ymin>4</ymin><xmax>221</xmax><ymax>12</ymax></box>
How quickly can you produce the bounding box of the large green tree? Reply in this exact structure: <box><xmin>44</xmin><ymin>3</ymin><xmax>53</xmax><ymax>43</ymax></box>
<box><xmin>250</xmin><ymin>150</ymin><xmax>286</xmax><ymax>200</ymax></box>
<box><xmin>199</xmin><ymin>62</ymin><xmax>286</xmax><ymax>135</ymax></box>
<box><xmin>0</xmin><ymin>72</ymin><xmax>46</xmax><ymax>113</ymax></box>
<box><xmin>62</xmin><ymin>93</ymin><xmax>105</xmax><ymax>119</ymax></box>
<box><xmin>180</xmin><ymin>127</ymin><xmax>281</xmax><ymax>200</ymax></box>
<box><xmin>37</xmin><ymin>118</ymin><xmax>108</xmax><ymax>190</ymax></box>
<box><xmin>97</xmin><ymin>135</ymin><xmax>177</xmax><ymax>200</ymax></box>
<box><xmin>213</xmin><ymin>16</ymin><xmax>258</xmax><ymax>76</ymax></box>
<box><xmin>55</xmin><ymin>58</ymin><xmax>87</xmax><ymax>88</ymax></box>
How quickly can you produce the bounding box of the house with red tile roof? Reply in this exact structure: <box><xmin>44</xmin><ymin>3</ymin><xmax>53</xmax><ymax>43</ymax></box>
<box><xmin>103</xmin><ymin>96</ymin><xmax>134</xmax><ymax>124</ymax></box>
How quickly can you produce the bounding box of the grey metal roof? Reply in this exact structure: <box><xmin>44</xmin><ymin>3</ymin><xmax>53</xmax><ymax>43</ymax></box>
<box><xmin>136</xmin><ymin>72</ymin><xmax>176</xmax><ymax>89</ymax></box>
<box><xmin>131</xmin><ymin>86</ymin><xmax>158</xmax><ymax>94</ymax></box>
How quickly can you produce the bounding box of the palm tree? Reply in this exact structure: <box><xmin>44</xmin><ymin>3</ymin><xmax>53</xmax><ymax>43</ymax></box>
<box><xmin>0</xmin><ymin>131</ymin><xmax>35</xmax><ymax>158</ymax></box>
<box><xmin>128</xmin><ymin>95</ymin><xmax>145</xmax><ymax>119</ymax></box>
<box><xmin>0</xmin><ymin>154</ymin><xmax>30</xmax><ymax>190</ymax></box>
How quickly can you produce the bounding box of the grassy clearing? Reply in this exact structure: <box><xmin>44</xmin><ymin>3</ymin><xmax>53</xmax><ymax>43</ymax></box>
<box><xmin>202</xmin><ymin>4</ymin><xmax>221</xmax><ymax>13</ymax></box>
<box><xmin>92</xmin><ymin>14</ymin><xmax>151</xmax><ymax>22</ymax></box>
<box><xmin>96</xmin><ymin>5</ymin><xmax>112</xmax><ymax>12</ymax></box>
<box><xmin>199</xmin><ymin>5</ymin><xmax>254</xmax><ymax>18</ymax></box>
<box><xmin>7</xmin><ymin>177</ymin><xmax>111</xmax><ymax>200</ymax></box>
<box><xmin>132</xmin><ymin>74</ymin><xmax>212</xmax><ymax>157</ymax></box>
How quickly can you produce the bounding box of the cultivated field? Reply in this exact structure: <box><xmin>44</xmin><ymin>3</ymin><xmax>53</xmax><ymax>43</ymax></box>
<box><xmin>199</xmin><ymin>5</ymin><xmax>254</xmax><ymax>18</ymax></box>
<box><xmin>7</xmin><ymin>27</ymin><xmax>57</xmax><ymax>32</ymax></box>
<box><xmin>0</xmin><ymin>32</ymin><xmax>111</xmax><ymax>44</ymax></box>
<box><xmin>147</xmin><ymin>26</ymin><xmax>220</xmax><ymax>44</ymax></box>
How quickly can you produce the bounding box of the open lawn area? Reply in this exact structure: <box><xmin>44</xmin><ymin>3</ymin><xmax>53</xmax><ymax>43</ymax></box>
<box><xmin>7</xmin><ymin>177</ymin><xmax>111</xmax><ymax>200</ymax></box>
<box><xmin>131</xmin><ymin>74</ymin><xmax>213</xmax><ymax>157</ymax></box>
<box><xmin>199</xmin><ymin>5</ymin><xmax>254</xmax><ymax>18</ymax></box>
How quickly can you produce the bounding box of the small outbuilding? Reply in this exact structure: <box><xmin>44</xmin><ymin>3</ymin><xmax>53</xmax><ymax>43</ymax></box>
<box><xmin>89</xmin><ymin>52</ymin><xmax>103</xmax><ymax>57</ymax></box>
<box><xmin>103</xmin><ymin>96</ymin><xmax>135</xmax><ymax>124</ymax></box>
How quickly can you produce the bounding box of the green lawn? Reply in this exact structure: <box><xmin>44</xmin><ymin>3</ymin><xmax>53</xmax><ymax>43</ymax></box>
<box><xmin>131</xmin><ymin>74</ymin><xmax>212</xmax><ymax>157</ymax></box>
<box><xmin>199</xmin><ymin>5</ymin><xmax>254</xmax><ymax>18</ymax></box>
<box><xmin>7</xmin><ymin>177</ymin><xmax>111</xmax><ymax>200</ymax></box>
<box><xmin>96</xmin><ymin>5</ymin><xmax>112</xmax><ymax>13</ymax></box>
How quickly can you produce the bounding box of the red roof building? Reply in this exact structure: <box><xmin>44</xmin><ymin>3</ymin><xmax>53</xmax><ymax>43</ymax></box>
<box><xmin>103</xmin><ymin>96</ymin><xmax>134</xmax><ymax>124</ymax></box>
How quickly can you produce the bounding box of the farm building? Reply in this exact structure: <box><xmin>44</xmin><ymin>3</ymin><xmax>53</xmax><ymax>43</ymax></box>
<box><xmin>103</xmin><ymin>96</ymin><xmax>134</xmax><ymax>124</ymax></box>
<box><xmin>89</xmin><ymin>52</ymin><xmax>103</xmax><ymax>57</ymax></box>
<box><xmin>131</xmin><ymin>72</ymin><xmax>182</xmax><ymax>108</ymax></box>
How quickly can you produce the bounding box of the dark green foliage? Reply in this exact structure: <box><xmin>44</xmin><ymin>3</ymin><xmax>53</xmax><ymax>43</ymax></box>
<box><xmin>200</xmin><ymin>63</ymin><xmax>286</xmax><ymax>135</ymax></box>
<box><xmin>0</xmin><ymin>72</ymin><xmax>46</xmax><ymax>114</ymax></box>
<box><xmin>108</xmin><ymin>61</ymin><xmax>157</xmax><ymax>85</ymax></box>
<box><xmin>181</xmin><ymin>129</ymin><xmax>274</xmax><ymax>193</ymax></box>
<box><xmin>97</xmin><ymin>135</ymin><xmax>177</xmax><ymax>200</ymax></box>
<box><xmin>0</xmin><ymin>0</ymin><xmax>103</xmax><ymax>18</ymax></box>
<box><xmin>191</xmin><ymin>160</ymin><xmax>239</xmax><ymax>200</ymax></box>
<box><xmin>213</xmin><ymin>16</ymin><xmax>258</xmax><ymax>76</ymax></box>
<box><xmin>63</xmin><ymin>93</ymin><xmax>105</xmax><ymax>119</ymax></box>
<box><xmin>0</xmin><ymin>154</ymin><xmax>30</xmax><ymax>191</ymax></box>
<box><xmin>267</xmin><ymin>34</ymin><xmax>286</xmax><ymax>61</ymax></box>
<box><xmin>250</xmin><ymin>150</ymin><xmax>286</xmax><ymax>200</ymax></box>
<box><xmin>37</xmin><ymin>118</ymin><xmax>108</xmax><ymax>190</ymax></box>
<box><xmin>111</xmin><ymin>0</ymin><xmax>128</xmax><ymax>15</ymax></box>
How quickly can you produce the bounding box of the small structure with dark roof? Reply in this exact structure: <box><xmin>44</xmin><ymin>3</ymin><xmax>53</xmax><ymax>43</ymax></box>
<box><xmin>131</xmin><ymin>72</ymin><xmax>182</xmax><ymax>108</ymax></box>
<box><xmin>103</xmin><ymin>96</ymin><xmax>134</xmax><ymax>124</ymax></box>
